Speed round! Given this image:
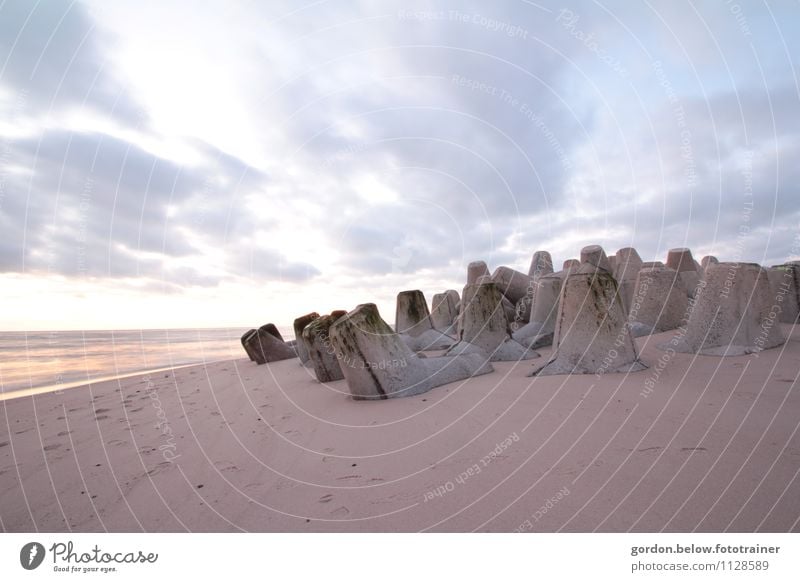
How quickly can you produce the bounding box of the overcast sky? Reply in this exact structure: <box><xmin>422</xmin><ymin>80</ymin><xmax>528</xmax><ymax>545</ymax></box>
<box><xmin>1</xmin><ymin>0</ymin><xmax>798</xmax><ymax>331</ymax></box>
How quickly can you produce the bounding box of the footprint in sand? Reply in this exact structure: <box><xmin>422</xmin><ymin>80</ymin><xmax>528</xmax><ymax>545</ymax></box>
<box><xmin>213</xmin><ymin>460</ymin><xmax>240</xmax><ymax>473</ymax></box>
<box><xmin>372</xmin><ymin>491</ymin><xmax>418</xmax><ymax>504</ymax></box>
<box><xmin>147</xmin><ymin>461</ymin><xmax>173</xmax><ymax>476</ymax></box>
<box><xmin>330</xmin><ymin>506</ymin><xmax>350</xmax><ymax>517</ymax></box>
<box><xmin>336</xmin><ymin>475</ymin><xmax>361</xmax><ymax>482</ymax></box>
<box><xmin>319</xmin><ymin>493</ymin><xmax>334</xmax><ymax>503</ymax></box>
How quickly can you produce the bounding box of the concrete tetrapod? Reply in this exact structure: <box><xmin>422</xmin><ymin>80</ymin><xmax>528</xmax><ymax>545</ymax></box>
<box><xmin>700</xmin><ymin>255</ymin><xmax>719</xmax><ymax>271</ymax></box>
<box><xmin>467</xmin><ymin>261</ymin><xmax>490</xmax><ymax>285</ymax></box>
<box><xmin>766</xmin><ymin>265</ymin><xmax>800</xmax><ymax>324</ymax></box>
<box><xmin>513</xmin><ymin>274</ymin><xmax>562</xmax><ymax>349</ymax></box>
<box><xmin>530</xmin><ymin>265</ymin><xmax>647</xmax><ymax>376</ymax></box>
<box><xmin>628</xmin><ymin>267</ymin><xmax>689</xmax><ymax>335</ymax></box>
<box><xmin>528</xmin><ymin>250</ymin><xmax>554</xmax><ymax>280</ymax></box>
<box><xmin>261</xmin><ymin>323</ymin><xmax>285</xmax><ymax>341</ymax></box>
<box><xmin>430</xmin><ymin>290</ymin><xmax>460</xmax><ymax>333</ymax></box>
<box><xmin>241</xmin><ymin>329</ymin><xmax>257</xmax><ymax>361</ymax></box>
<box><xmin>396</xmin><ymin>289</ymin><xmax>455</xmax><ymax>351</ymax></box>
<box><xmin>580</xmin><ymin>245</ymin><xmax>612</xmax><ymax>272</ymax></box>
<box><xmin>395</xmin><ymin>290</ymin><xmax>435</xmax><ymax>337</ymax></box>
<box><xmin>293</xmin><ymin>312</ymin><xmax>320</xmax><ymax>364</ymax></box>
<box><xmin>244</xmin><ymin>326</ymin><xmax>298</xmax><ymax>365</ymax></box>
<box><xmin>614</xmin><ymin>247</ymin><xmax>643</xmax><ymax>311</ymax></box>
<box><xmin>666</xmin><ymin>248</ymin><xmax>700</xmax><ymax>297</ymax></box>
<box><xmin>302</xmin><ymin>313</ymin><xmax>346</xmax><ymax>382</ymax></box>
<box><xmin>328</xmin><ymin>303</ymin><xmax>494</xmax><ymax>400</ymax></box>
<box><xmin>665</xmin><ymin>262</ymin><xmax>785</xmax><ymax>356</ymax></box>
<box><xmin>446</xmin><ymin>281</ymin><xmax>539</xmax><ymax>361</ymax></box>
<box><xmin>492</xmin><ymin>266</ymin><xmax>535</xmax><ymax>304</ymax></box>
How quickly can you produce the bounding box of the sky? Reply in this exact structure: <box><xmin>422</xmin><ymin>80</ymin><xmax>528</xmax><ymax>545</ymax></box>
<box><xmin>0</xmin><ymin>0</ymin><xmax>799</xmax><ymax>331</ymax></box>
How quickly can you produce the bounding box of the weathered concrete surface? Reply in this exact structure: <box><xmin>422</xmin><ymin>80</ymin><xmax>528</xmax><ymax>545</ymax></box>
<box><xmin>666</xmin><ymin>248</ymin><xmax>700</xmax><ymax>296</ymax></box>
<box><xmin>666</xmin><ymin>262</ymin><xmax>785</xmax><ymax>356</ymax></box>
<box><xmin>293</xmin><ymin>312</ymin><xmax>320</xmax><ymax>364</ymax></box>
<box><xmin>580</xmin><ymin>245</ymin><xmax>612</xmax><ymax>272</ymax></box>
<box><xmin>629</xmin><ymin>267</ymin><xmax>689</xmax><ymax>334</ymax></box>
<box><xmin>329</xmin><ymin>303</ymin><xmax>494</xmax><ymax>400</ymax></box>
<box><xmin>528</xmin><ymin>250</ymin><xmax>554</xmax><ymax>280</ymax></box>
<box><xmin>614</xmin><ymin>247</ymin><xmax>644</xmax><ymax>311</ymax></box>
<box><xmin>492</xmin><ymin>266</ymin><xmax>535</xmax><ymax>304</ymax></box>
<box><xmin>447</xmin><ymin>282</ymin><xmax>538</xmax><ymax>361</ymax></box>
<box><xmin>467</xmin><ymin>261</ymin><xmax>490</xmax><ymax>285</ymax></box>
<box><xmin>302</xmin><ymin>314</ymin><xmax>345</xmax><ymax>382</ymax></box>
<box><xmin>513</xmin><ymin>274</ymin><xmax>562</xmax><ymax>348</ymax></box>
<box><xmin>767</xmin><ymin>265</ymin><xmax>800</xmax><ymax>324</ymax></box>
<box><xmin>395</xmin><ymin>290</ymin><xmax>435</xmax><ymax>338</ymax></box>
<box><xmin>241</xmin><ymin>329</ymin><xmax>258</xmax><ymax>361</ymax></box>
<box><xmin>245</xmin><ymin>327</ymin><xmax>298</xmax><ymax>365</ymax></box>
<box><xmin>531</xmin><ymin>266</ymin><xmax>646</xmax><ymax>376</ymax></box>
<box><xmin>430</xmin><ymin>290</ymin><xmax>460</xmax><ymax>332</ymax></box>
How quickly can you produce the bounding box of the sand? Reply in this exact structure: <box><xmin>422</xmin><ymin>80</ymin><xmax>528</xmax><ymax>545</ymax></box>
<box><xmin>1</xmin><ymin>325</ymin><xmax>799</xmax><ymax>532</ymax></box>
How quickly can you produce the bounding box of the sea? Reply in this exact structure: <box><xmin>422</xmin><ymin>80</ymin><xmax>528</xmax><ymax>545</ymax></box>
<box><xmin>0</xmin><ymin>327</ymin><xmax>283</xmax><ymax>401</ymax></box>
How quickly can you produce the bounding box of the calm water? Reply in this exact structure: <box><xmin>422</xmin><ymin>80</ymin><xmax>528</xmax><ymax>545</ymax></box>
<box><xmin>0</xmin><ymin>327</ymin><xmax>270</xmax><ymax>399</ymax></box>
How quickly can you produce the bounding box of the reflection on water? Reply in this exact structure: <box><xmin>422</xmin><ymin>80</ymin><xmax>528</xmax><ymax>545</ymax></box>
<box><xmin>0</xmin><ymin>327</ymin><xmax>267</xmax><ymax>398</ymax></box>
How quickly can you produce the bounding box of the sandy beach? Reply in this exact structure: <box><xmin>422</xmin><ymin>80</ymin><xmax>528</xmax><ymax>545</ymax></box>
<box><xmin>1</xmin><ymin>324</ymin><xmax>798</xmax><ymax>533</ymax></box>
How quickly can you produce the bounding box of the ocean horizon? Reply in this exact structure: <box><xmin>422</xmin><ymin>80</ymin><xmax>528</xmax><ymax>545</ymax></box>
<box><xmin>0</xmin><ymin>326</ymin><xmax>292</xmax><ymax>401</ymax></box>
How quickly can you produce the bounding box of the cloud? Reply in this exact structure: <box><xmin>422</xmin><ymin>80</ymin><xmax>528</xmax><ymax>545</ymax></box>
<box><xmin>2</xmin><ymin>0</ymin><xmax>800</xmax><ymax>330</ymax></box>
<box><xmin>0</xmin><ymin>0</ymin><xmax>145</xmax><ymax>125</ymax></box>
